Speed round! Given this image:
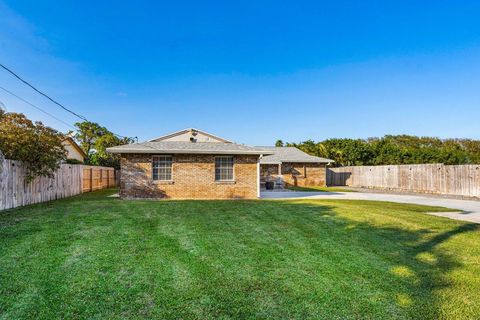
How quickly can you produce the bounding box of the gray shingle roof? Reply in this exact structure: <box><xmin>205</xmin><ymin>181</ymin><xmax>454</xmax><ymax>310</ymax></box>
<box><xmin>258</xmin><ymin>147</ymin><xmax>333</xmax><ymax>164</ymax></box>
<box><xmin>106</xmin><ymin>141</ymin><xmax>274</xmax><ymax>155</ymax></box>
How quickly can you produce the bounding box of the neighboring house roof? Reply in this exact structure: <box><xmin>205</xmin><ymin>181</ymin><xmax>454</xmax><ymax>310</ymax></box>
<box><xmin>149</xmin><ymin>128</ymin><xmax>233</xmax><ymax>143</ymax></box>
<box><xmin>258</xmin><ymin>147</ymin><xmax>334</xmax><ymax>164</ymax></box>
<box><xmin>107</xmin><ymin>141</ymin><xmax>274</xmax><ymax>155</ymax></box>
<box><xmin>62</xmin><ymin>137</ymin><xmax>87</xmax><ymax>160</ymax></box>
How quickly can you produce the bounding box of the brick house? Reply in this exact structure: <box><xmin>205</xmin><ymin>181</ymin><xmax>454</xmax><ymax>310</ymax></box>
<box><xmin>107</xmin><ymin>129</ymin><xmax>333</xmax><ymax>199</ymax></box>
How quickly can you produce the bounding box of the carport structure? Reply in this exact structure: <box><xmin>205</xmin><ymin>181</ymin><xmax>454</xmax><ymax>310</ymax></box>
<box><xmin>258</xmin><ymin>147</ymin><xmax>333</xmax><ymax>189</ymax></box>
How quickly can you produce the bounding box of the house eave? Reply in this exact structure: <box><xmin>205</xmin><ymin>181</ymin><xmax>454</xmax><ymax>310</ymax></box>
<box><xmin>62</xmin><ymin>137</ymin><xmax>88</xmax><ymax>159</ymax></box>
<box><xmin>106</xmin><ymin>148</ymin><xmax>274</xmax><ymax>155</ymax></box>
<box><xmin>260</xmin><ymin>160</ymin><xmax>333</xmax><ymax>164</ymax></box>
<box><xmin>259</xmin><ymin>161</ymin><xmax>282</xmax><ymax>165</ymax></box>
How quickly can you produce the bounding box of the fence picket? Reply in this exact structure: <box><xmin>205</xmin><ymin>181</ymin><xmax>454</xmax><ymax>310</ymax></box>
<box><xmin>0</xmin><ymin>159</ymin><xmax>117</xmax><ymax>210</ymax></box>
<box><xmin>327</xmin><ymin>163</ymin><xmax>480</xmax><ymax>198</ymax></box>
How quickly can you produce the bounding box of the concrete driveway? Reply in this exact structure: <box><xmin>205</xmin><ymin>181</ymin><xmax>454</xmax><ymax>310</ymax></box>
<box><xmin>261</xmin><ymin>191</ymin><xmax>480</xmax><ymax>223</ymax></box>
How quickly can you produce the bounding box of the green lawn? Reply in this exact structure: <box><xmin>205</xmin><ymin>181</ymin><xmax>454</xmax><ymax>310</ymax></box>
<box><xmin>1</xmin><ymin>189</ymin><xmax>479</xmax><ymax>319</ymax></box>
<box><xmin>286</xmin><ymin>185</ymin><xmax>357</xmax><ymax>192</ymax></box>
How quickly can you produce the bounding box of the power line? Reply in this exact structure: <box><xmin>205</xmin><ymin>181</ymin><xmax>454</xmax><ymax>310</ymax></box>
<box><xmin>0</xmin><ymin>63</ymin><xmax>87</xmax><ymax>121</ymax></box>
<box><xmin>0</xmin><ymin>62</ymin><xmax>130</xmax><ymax>139</ymax></box>
<box><xmin>0</xmin><ymin>85</ymin><xmax>76</xmax><ymax>130</ymax></box>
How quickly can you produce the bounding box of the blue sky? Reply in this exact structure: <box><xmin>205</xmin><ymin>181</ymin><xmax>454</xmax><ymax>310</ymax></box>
<box><xmin>1</xmin><ymin>1</ymin><xmax>480</xmax><ymax>145</ymax></box>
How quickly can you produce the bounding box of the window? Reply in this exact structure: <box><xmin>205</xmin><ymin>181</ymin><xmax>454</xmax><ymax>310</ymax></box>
<box><xmin>215</xmin><ymin>156</ymin><xmax>234</xmax><ymax>181</ymax></box>
<box><xmin>152</xmin><ymin>155</ymin><xmax>172</xmax><ymax>181</ymax></box>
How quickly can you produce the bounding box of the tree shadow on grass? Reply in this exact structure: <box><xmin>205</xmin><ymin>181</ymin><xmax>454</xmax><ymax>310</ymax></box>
<box><xmin>97</xmin><ymin>199</ymin><xmax>479</xmax><ymax>318</ymax></box>
<box><xmin>263</xmin><ymin>200</ymin><xmax>479</xmax><ymax>319</ymax></box>
<box><xmin>1</xmin><ymin>198</ymin><xmax>478</xmax><ymax>319</ymax></box>
<box><xmin>111</xmin><ymin>199</ymin><xmax>480</xmax><ymax>318</ymax></box>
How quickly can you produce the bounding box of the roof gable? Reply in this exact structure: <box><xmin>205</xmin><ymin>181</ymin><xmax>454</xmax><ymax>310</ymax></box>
<box><xmin>107</xmin><ymin>128</ymin><xmax>275</xmax><ymax>155</ymax></box>
<box><xmin>62</xmin><ymin>137</ymin><xmax>88</xmax><ymax>159</ymax></box>
<box><xmin>149</xmin><ymin>128</ymin><xmax>232</xmax><ymax>143</ymax></box>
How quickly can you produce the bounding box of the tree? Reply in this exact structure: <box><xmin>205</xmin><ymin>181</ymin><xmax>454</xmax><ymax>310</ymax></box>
<box><xmin>0</xmin><ymin>110</ymin><xmax>66</xmax><ymax>181</ymax></box>
<box><xmin>318</xmin><ymin>138</ymin><xmax>374</xmax><ymax>166</ymax></box>
<box><xmin>90</xmin><ymin>133</ymin><xmax>134</xmax><ymax>168</ymax></box>
<box><xmin>288</xmin><ymin>140</ymin><xmax>329</xmax><ymax>158</ymax></box>
<box><xmin>74</xmin><ymin>121</ymin><xmax>134</xmax><ymax>168</ymax></box>
<box><xmin>275</xmin><ymin>140</ymin><xmax>284</xmax><ymax>147</ymax></box>
<box><xmin>279</xmin><ymin>134</ymin><xmax>480</xmax><ymax>167</ymax></box>
<box><xmin>73</xmin><ymin>121</ymin><xmax>109</xmax><ymax>156</ymax></box>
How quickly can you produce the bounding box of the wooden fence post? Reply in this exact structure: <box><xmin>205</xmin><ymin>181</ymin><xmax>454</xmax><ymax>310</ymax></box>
<box><xmin>327</xmin><ymin>163</ymin><xmax>480</xmax><ymax>197</ymax></box>
<box><xmin>90</xmin><ymin>168</ymin><xmax>93</xmax><ymax>192</ymax></box>
<box><xmin>1</xmin><ymin>161</ymin><xmax>118</xmax><ymax>210</ymax></box>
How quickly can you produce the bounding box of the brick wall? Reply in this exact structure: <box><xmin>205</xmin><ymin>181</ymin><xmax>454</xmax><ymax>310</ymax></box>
<box><xmin>120</xmin><ymin>154</ymin><xmax>259</xmax><ymax>199</ymax></box>
<box><xmin>260</xmin><ymin>162</ymin><xmax>327</xmax><ymax>187</ymax></box>
<box><xmin>260</xmin><ymin>164</ymin><xmax>280</xmax><ymax>180</ymax></box>
<box><xmin>282</xmin><ymin>162</ymin><xmax>327</xmax><ymax>187</ymax></box>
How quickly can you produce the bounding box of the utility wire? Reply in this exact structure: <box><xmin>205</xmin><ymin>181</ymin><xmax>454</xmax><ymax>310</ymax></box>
<box><xmin>0</xmin><ymin>63</ymin><xmax>130</xmax><ymax>139</ymax></box>
<box><xmin>0</xmin><ymin>63</ymin><xmax>87</xmax><ymax>121</ymax></box>
<box><xmin>0</xmin><ymin>85</ymin><xmax>76</xmax><ymax>130</ymax></box>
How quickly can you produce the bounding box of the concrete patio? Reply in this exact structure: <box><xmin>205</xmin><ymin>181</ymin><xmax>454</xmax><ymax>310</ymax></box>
<box><xmin>261</xmin><ymin>190</ymin><xmax>480</xmax><ymax>223</ymax></box>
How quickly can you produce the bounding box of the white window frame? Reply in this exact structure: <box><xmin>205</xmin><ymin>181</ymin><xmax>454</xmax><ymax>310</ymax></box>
<box><xmin>152</xmin><ymin>155</ymin><xmax>173</xmax><ymax>181</ymax></box>
<box><xmin>215</xmin><ymin>156</ymin><xmax>234</xmax><ymax>181</ymax></box>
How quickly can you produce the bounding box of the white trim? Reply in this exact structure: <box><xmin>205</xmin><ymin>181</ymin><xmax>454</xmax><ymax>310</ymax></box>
<box><xmin>257</xmin><ymin>156</ymin><xmax>261</xmax><ymax>198</ymax></box>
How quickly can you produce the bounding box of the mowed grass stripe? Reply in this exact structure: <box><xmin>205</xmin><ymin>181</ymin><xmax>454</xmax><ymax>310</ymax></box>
<box><xmin>1</xmin><ymin>189</ymin><xmax>479</xmax><ymax>319</ymax></box>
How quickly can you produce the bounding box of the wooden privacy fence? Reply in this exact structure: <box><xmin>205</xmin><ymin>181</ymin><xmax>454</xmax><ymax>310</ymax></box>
<box><xmin>0</xmin><ymin>160</ymin><xmax>117</xmax><ymax>210</ymax></box>
<box><xmin>82</xmin><ymin>166</ymin><xmax>116</xmax><ymax>192</ymax></box>
<box><xmin>327</xmin><ymin>164</ymin><xmax>480</xmax><ymax>198</ymax></box>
